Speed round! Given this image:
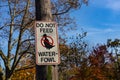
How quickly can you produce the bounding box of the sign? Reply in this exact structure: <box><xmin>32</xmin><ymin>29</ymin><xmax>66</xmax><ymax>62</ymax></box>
<box><xmin>35</xmin><ymin>21</ymin><xmax>60</xmax><ymax>65</ymax></box>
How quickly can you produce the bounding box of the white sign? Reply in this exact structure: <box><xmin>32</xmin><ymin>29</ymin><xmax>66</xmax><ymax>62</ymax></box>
<box><xmin>35</xmin><ymin>21</ymin><xmax>60</xmax><ymax>65</ymax></box>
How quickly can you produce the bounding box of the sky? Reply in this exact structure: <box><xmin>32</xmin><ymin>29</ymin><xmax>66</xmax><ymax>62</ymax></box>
<box><xmin>70</xmin><ymin>0</ymin><xmax>120</xmax><ymax>45</ymax></box>
<box><xmin>0</xmin><ymin>0</ymin><xmax>120</xmax><ymax>48</ymax></box>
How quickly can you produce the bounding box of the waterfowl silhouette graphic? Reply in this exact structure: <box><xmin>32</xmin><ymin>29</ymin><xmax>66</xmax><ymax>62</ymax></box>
<box><xmin>43</xmin><ymin>34</ymin><xmax>54</xmax><ymax>49</ymax></box>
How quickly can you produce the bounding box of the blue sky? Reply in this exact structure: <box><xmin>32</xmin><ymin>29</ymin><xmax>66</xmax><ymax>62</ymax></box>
<box><xmin>70</xmin><ymin>0</ymin><xmax>120</xmax><ymax>45</ymax></box>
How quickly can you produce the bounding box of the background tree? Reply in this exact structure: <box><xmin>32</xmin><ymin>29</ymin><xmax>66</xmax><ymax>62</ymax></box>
<box><xmin>107</xmin><ymin>39</ymin><xmax>120</xmax><ymax>80</ymax></box>
<box><xmin>88</xmin><ymin>45</ymin><xmax>115</xmax><ymax>80</ymax></box>
<box><xmin>69</xmin><ymin>45</ymin><xmax>116</xmax><ymax>80</ymax></box>
<box><xmin>0</xmin><ymin>0</ymin><xmax>35</xmax><ymax>79</ymax></box>
<box><xmin>58</xmin><ymin>31</ymin><xmax>88</xmax><ymax>80</ymax></box>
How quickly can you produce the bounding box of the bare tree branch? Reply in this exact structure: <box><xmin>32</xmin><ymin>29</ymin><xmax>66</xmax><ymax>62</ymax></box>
<box><xmin>20</xmin><ymin>38</ymin><xmax>35</xmax><ymax>45</ymax></box>
<box><xmin>52</xmin><ymin>6</ymin><xmax>72</xmax><ymax>15</ymax></box>
<box><xmin>0</xmin><ymin>50</ymin><xmax>7</xmax><ymax>66</ymax></box>
<box><xmin>7</xmin><ymin>0</ymin><xmax>17</xmax><ymax>59</ymax></box>
<box><xmin>14</xmin><ymin>65</ymin><xmax>35</xmax><ymax>72</ymax></box>
<box><xmin>11</xmin><ymin>43</ymin><xmax>31</xmax><ymax>74</ymax></box>
<box><xmin>12</xmin><ymin>0</ymin><xmax>30</xmax><ymax>69</ymax></box>
<box><xmin>0</xmin><ymin>26</ymin><xmax>4</xmax><ymax>30</ymax></box>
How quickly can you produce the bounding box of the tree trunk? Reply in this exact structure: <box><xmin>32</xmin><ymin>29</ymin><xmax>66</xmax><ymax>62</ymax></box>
<box><xmin>5</xmin><ymin>66</ymin><xmax>12</xmax><ymax>80</ymax></box>
<box><xmin>0</xmin><ymin>72</ymin><xmax>3</xmax><ymax>80</ymax></box>
<box><xmin>35</xmin><ymin>0</ymin><xmax>52</xmax><ymax>21</ymax></box>
<box><xmin>5</xmin><ymin>72</ymin><xmax>11</xmax><ymax>80</ymax></box>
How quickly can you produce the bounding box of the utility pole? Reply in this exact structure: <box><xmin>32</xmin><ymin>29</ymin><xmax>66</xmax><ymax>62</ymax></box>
<box><xmin>35</xmin><ymin>0</ymin><xmax>52</xmax><ymax>21</ymax></box>
<box><xmin>35</xmin><ymin>0</ymin><xmax>58</xmax><ymax>80</ymax></box>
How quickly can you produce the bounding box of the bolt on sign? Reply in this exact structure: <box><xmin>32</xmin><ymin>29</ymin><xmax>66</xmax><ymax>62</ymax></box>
<box><xmin>35</xmin><ymin>21</ymin><xmax>60</xmax><ymax>65</ymax></box>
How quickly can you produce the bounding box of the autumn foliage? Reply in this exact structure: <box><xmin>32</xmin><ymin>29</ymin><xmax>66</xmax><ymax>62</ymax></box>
<box><xmin>9</xmin><ymin>43</ymin><xmax>118</xmax><ymax>80</ymax></box>
<box><xmin>11</xmin><ymin>67</ymin><xmax>35</xmax><ymax>80</ymax></box>
<box><xmin>65</xmin><ymin>45</ymin><xmax>116</xmax><ymax>80</ymax></box>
